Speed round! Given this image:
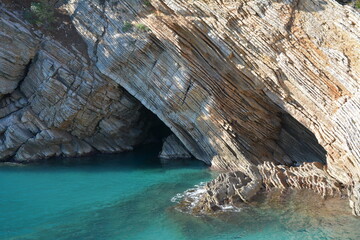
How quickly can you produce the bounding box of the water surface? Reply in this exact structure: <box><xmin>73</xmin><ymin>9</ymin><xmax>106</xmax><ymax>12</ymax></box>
<box><xmin>0</xmin><ymin>146</ymin><xmax>359</xmax><ymax>239</ymax></box>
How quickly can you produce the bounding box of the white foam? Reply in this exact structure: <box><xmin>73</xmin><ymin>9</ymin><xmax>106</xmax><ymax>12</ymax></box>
<box><xmin>171</xmin><ymin>181</ymin><xmax>242</xmax><ymax>213</ymax></box>
<box><xmin>219</xmin><ymin>205</ymin><xmax>242</xmax><ymax>212</ymax></box>
<box><xmin>171</xmin><ymin>182</ymin><xmax>207</xmax><ymax>206</ymax></box>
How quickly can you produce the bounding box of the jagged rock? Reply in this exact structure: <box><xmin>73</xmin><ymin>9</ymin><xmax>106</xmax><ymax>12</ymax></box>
<box><xmin>0</xmin><ymin>7</ymin><xmax>152</xmax><ymax>162</ymax></box>
<box><xmin>64</xmin><ymin>0</ymin><xmax>360</xmax><ymax>215</ymax></box>
<box><xmin>190</xmin><ymin>162</ymin><xmax>343</xmax><ymax>213</ymax></box>
<box><xmin>258</xmin><ymin>162</ymin><xmax>343</xmax><ymax>197</ymax></box>
<box><xmin>64</xmin><ymin>0</ymin><xmax>360</xmax><ymax>176</ymax></box>
<box><xmin>159</xmin><ymin>134</ymin><xmax>192</xmax><ymax>159</ymax></box>
<box><xmin>0</xmin><ymin>8</ymin><xmax>39</xmax><ymax>98</ymax></box>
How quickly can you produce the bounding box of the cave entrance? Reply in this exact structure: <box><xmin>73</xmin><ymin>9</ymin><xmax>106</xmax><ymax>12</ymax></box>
<box><xmin>137</xmin><ymin>107</ymin><xmax>202</xmax><ymax>168</ymax></box>
<box><xmin>139</xmin><ymin>107</ymin><xmax>173</xmax><ymax>150</ymax></box>
<box><xmin>277</xmin><ymin>113</ymin><xmax>327</xmax><ymax>166</ymax></box>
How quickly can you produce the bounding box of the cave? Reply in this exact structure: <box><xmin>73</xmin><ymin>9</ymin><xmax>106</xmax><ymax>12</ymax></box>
<box><xmin>139</xmin><ymin>107</ymin><xmax>173</xmax><ymax>147</ymax></box>
<box><xmin>278</xmin><ymin>113</ymin><xmax>327</xmax><ymax>166</ymax></box>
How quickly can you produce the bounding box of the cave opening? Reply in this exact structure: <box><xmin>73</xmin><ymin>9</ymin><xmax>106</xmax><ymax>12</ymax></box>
<box><xmin>277</xmin><ymin>113</ymin><xmax>327</xmax><ymax>166</ymax></box>
<box><xmin>136</xmin><ymin>107</ymin><xmax>200</xmax><ymax>167</ymax></box>
<box><xmin>137</xmin><ymin>107</ymin><xmax>173</xmax><ymax>152</ymax></box>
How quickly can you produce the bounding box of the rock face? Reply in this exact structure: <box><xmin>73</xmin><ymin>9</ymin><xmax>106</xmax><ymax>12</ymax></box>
<box><xmin>0</xmin><ymin>8</ymin><xmax>38</xmax><ymax>98</ymax></box>
<box><xmin>159</xmin><ymin>134</ymin><xmax>192</xmax><ymax>159</ymax></box>
<box><xmin>0</xmin><ymin>7</ymin><xmax>152</xmax><ymax>161</ymax></box>
<box><xmin>63</xmin><ymin>0</ymin><xmax>360</xmax><ymax>214</ymax></box>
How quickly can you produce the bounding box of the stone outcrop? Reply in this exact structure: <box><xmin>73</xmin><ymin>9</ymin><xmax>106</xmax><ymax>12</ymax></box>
<box><xmin>186</xmin><ymin>162</ymin><xmax>343</xmax><ymax>213</ymax></box>
<box><xmin>0</xmin><ymin>7</ymin><xmax>152</xmax><ymax>161</ymax></box>
<box><xmin>259</xmin><ymin>162</ymin><xmax>342</xmax><ymax>197</ymax></box>
<box><xmin>62</xmin><ymin>0</ymin><xmax>360</xmax><ymax>214</ymax></box>
<box><xmin>159</xmin><ymin>134</ymin><xmax>192</xmax><ymax>159</ymax></box>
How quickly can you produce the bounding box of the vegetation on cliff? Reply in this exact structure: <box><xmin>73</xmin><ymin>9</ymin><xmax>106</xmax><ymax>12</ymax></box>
<box><xmin>25</xmin><ymin>0</ymin><xmax>54</xmax><ymax>27</ymax></box>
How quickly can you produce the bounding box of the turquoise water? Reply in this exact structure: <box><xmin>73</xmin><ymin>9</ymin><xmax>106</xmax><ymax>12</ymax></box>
<box><xmin>0</xmin><ymin>146</ymin><xmax>359</xmax><ymax>240</ymax></box>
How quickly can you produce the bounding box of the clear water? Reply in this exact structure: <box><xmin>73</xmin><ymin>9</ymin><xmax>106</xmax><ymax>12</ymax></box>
<box><xmin>0</xmin><ymin>145</ymin><xmax>359</xmax><ymax>240</ymax></box>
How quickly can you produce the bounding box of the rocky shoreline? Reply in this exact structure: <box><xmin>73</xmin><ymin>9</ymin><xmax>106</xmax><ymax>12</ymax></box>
<box><xmin>174</xmin><ymin>161</ymin><xmax>352</xmax><ymax>214</ymax></box>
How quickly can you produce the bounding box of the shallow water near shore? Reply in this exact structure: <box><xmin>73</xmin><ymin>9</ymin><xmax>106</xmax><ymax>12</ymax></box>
<box><xmin>0</xmin><ymin>145</ymin><xmax>359</xmax><ymax>240</ymax></box>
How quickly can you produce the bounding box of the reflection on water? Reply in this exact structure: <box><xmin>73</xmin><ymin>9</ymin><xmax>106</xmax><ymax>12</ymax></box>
<box><xmin>0</xmin><ymin>146</ymin><xmax>359</xmax><ymax>240</ymax></box>
<box><xmin>172</xmin><ymin>184</ymin><xmax>360</xmax><ymax>240</ymax></box>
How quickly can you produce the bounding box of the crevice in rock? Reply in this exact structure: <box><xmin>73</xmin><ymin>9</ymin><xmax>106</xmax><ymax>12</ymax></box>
<box><xmin>181</xmin><ymin>80</ymin><xmax>193</xmax><ymax>105</ymax></box>
<box><xmin>335</xmin><ymin>0</ymin><xmax>353</xmax><ymax>5</ymax></box>
<box><xmin>285</xmin><ymin>0</ymin><xmax>300</xmax><ymax>32</ymax></box>
<box><xmin>19</xmin><ymin>57</ymin><xmax>36</xmax><ymax>92</ymax></box>
<box><xmin>93</xmin><ymin>1</ymin><xmax>109</xmax><ymax>64</ymax></box>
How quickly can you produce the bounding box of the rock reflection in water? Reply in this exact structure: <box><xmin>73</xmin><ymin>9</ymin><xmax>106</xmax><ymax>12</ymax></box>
<box><xmin>173</xmin><ymin>187</ymin><xmax>359</xmax><ymax>239</ymax></box>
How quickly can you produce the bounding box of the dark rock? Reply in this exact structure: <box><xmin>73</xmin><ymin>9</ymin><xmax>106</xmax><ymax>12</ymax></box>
<box><xmin>159</xmin><ymin>134</ymin><xmax>192</xmax><ymax>159</ymax></box>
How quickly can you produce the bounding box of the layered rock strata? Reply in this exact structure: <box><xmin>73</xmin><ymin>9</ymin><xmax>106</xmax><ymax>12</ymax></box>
<box><xmin>189</xmin><ymin>162</ymin><xmax>344</xmax><ymax>213</ymax></box>
<box><xmin>0</xmin><ymin>8</ymin><xmax>38</xmax><ymax>99</ymax></box>
<box><xmin>159</xmin><ymin>134</ymin><xmax>192</xmax><ymax>159</ymax></box>
<box><xmin>0</xmin><ymin>7</ymin><xmax>151</xmax><ymax>161</ymax></box>
<box><xmin>63</xmin><ymin>0</ymin><xmax>360</xmax><ymax>214</ymax></box>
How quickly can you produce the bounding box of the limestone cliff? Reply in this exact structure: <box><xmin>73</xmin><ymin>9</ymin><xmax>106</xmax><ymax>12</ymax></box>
<box><xmin>0</xmin><ymin>0</ymin><xmax>360</xmax><ymax>215</ymax></box>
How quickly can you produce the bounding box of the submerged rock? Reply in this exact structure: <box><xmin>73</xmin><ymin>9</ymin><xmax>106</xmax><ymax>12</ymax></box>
<box><xmin>182</xmin><ymin>162</ymin><xmax>344</xmax><ymax>214</ymax></box>
<box><xmin>197</xmin><ymin>170</ymin><xmax>262</xmax><ymax>212</ymax></box>
<box><xmin>159</xmin><ymin>134</ymin><xmax>192</xmax><ymax>159</ymax></box>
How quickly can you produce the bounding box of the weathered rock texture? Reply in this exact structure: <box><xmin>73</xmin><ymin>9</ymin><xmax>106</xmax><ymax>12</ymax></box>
<box><xmin>0</xmin><ymin>8</ymin><xmax>38</xmax><ymax>99</ymax></box>
<box><xmin>189</xmin><ymin>162</ymin><xmax>343</xmax><ymax>213</ymax></box>
<box><xmin>62</xmin><ymin>0</ymin><xmax>360</xmax><ymax>214</ymax></box>
<box><xmin>159</xmin><ymin>134</ymin><xmax>192</xmax><ymax>159</ymax></box>
<box><xmin>0</xmin><ymin>7</ymin><xmax>152</xmax><ymax>161</ymax></box>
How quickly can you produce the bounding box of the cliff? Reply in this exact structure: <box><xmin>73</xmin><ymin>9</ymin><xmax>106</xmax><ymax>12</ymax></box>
<box><xmin>0</xmin><ymin>0</ymin><xmax>359</xmax><ymax>215</ymax></box>
<box><xmin>64</xmin><ymin>0</ymin><xmax>360</xmax><ymax>214</ymax></box>
<box><xmin>0</xmin><ymin>7</ymin><xmax>153</xmax><ymax>161</ymax></box>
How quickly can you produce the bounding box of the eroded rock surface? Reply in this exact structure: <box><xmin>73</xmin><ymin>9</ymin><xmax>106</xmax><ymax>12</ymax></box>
<box><xmin>186</xmin><ymin>162</ymin><xmax>343</xmax><ymax>213</ymax></box>
<box><xmin>63</xmin><ymin>0</ymin><xmax>360</xmax><ymax>214</ymax></box>
<box><xmin>0</xmin><ymin>8</ymin><xmax>39</xmax><ymax>98</ymax></box>
<box><xmin>0</xmin><ymin>7</ymin><xmax>151</xmax><ymax>161</ymax></box>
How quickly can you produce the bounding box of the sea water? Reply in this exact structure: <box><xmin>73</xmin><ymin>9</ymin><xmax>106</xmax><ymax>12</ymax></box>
<box><xmin>0</xmin><ymin>145</ymin><xmax>359</xmax><ymax>240</ymax></box>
